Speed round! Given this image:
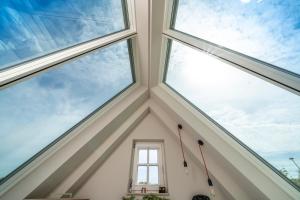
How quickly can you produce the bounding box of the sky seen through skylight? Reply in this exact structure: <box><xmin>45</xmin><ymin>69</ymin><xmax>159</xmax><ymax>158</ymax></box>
<box><xmin>0</xmin><ymin>0</ymin><xmax>133</xmax><ymax>181</ymax></box>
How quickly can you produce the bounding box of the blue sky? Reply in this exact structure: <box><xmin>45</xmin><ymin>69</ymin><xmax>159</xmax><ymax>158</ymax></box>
<box><xmin>0</xmin><ymin>0</ymin><xmax>133</xmax><ymax>179</ymax></box>
<box><xmin>168</xmin><ymin>0</ymin><xmax>300</xmax><ymax>184</ymax></box>
<box><xmin>0</xmin><ymin>40</ymin><xmax>133</xmax><ymax>178</ymax></box>
<box><xmin>175</xmin><ymin>0</ymin><xmax>300</xmax><ymax>75</ymax></box>
<box><xmin>0</xmin><ymin>0</ymin><xmax>125</xmax><ymax>69</ymax></box>
<box><xmin>0</xmin><ymin>0</ymin><xmax>299</xmax><ymax>190</ymax></box>
<box><xmin>166</xmin><ymin>40</ymin><xmax>300</xmax><ymax>181</ymax></box>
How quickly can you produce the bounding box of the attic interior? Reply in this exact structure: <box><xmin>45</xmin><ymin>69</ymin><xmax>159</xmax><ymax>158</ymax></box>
<box><xmin>0</xmin><ymin>0</ymin><xmax>300</xmax><ymax>200</ymax></box>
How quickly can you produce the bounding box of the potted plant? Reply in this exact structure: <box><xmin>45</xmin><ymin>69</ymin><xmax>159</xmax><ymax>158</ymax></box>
<box><xmin>142</xmin><ymin>194</ymin><xmax>169</xmax><ymax>200</ymax></box>
<box><xmin>122</xmin><ymin>194</ymin><xmax>169</xmax><ymax>200</ymax></box>
<box><xmin>123</xmin><ymin>195</ymin><xmax>136</xmax><ymax>200</ymax></box>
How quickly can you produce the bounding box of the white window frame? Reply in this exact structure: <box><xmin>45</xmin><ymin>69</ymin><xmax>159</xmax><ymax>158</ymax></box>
<box><xmin>0</xmin><ymin>0</ymin><xmax>138</xmax><ymax>87</ymax></box>
<box><xmin>157</xmin><ymin>0</ymin><xmax>300</xmax><ymax>196</ymax></box>
<box><xmin>160</xmin><ymin>0</ymin><xmax>300</xmax><ymax>96</ymax></box>
<box><xmin>131</xmin><ymin>142</ymin><xmax>166</xmax><ymax>194</ymax></box>
<box><xmin>0</xmin><ymin>0</ymin><xmax>141</xmax><ymax>193</ymax></box>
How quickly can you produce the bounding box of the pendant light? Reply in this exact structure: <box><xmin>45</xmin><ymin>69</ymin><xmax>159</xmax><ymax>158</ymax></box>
<box><xmin>198</xmin><ymin>139</ymin><xmax>215</xmax><ymax>198</ymax></box>
<box><xmin>177</xmin><ymin>124</ymin><xmax>189</xmax><ymax>175</ymax></box>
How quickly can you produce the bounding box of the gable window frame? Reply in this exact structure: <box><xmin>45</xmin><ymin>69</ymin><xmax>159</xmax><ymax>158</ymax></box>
<box><xmin>131</xmin><ymin>141</ymin><xmax>167</xmax><ymax>194</ymax></box>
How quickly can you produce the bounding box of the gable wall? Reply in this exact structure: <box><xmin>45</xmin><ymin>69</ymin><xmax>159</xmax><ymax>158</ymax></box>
<box><xmin>73</xmin><ymin>113</ymin><xmax>230</xmax><ymax>200</ymax></box>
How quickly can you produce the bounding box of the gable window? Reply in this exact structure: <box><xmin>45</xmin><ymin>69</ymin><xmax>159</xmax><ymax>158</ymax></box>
<box><xmin>131</xmin><ymin>142</ymin><xmax>167</xmax><ymax>194</ymax></box>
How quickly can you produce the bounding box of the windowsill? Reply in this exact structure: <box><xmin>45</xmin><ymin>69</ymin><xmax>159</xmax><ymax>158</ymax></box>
<box><xmin>127</xmin><ymin>193</ymin><xmax>169</xmax><ymax>196</ymax></box>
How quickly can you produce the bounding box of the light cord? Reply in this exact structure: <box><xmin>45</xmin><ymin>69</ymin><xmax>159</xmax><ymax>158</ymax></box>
<box><xmin>198</xmin><ymin>140</ymin><xmax>210</xmax><ymax>181</ymax></box>
<box><xmin>178</xmin><ymin>124</ymin><xmax>187</xmax><ymax>167</ymax></box>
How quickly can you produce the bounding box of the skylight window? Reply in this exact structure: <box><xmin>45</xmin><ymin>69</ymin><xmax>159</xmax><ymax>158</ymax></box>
<box><xmin>0</xmin><ymin>40</ymin><xmax>135</xmax><ymax>183</ymax></box>
<box><xmin>164</xmin><ymin>40</ymin><xmax>300</xmax><ymax>189</ymax></box>
<box><xmin>172</xmin><ymin>0</ymin><xmax>300</xmax><ymax>75</ymax></box>
<box><xmin>0</xmin><ymin>0</ymin><xmax>128</xmax><ymax>70</ymax></box>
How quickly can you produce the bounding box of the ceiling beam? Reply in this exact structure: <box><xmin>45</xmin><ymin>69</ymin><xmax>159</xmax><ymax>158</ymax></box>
<box><xmin>48</xmin><ymin>103</ymin><xmax>150</xmax><ymax>198</ymax></box>
<box><xmin>150</xmin><ymin>85</ymin><xmax>300</xmax><ymax>200</ymax></box>
<box><xmin>0</xmin><ymin>85</ymin><xmax>148</xmax><ymax>200</ymax></box>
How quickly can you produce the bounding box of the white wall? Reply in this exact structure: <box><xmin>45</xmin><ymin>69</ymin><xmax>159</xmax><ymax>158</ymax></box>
<box><xmin>74</xmin><ymin>113</ymin><xmax>230</xmax><ymax>200</ymax></box>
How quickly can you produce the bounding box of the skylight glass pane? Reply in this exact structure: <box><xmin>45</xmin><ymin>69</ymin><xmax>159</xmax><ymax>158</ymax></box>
<box><xmin>0</xmin><ymin>0</ymin><xmax>127</xmax><ymax>70</ymax></box>
<box><xmin>173</xmin><ymin>0</ymin><xmax>300</xmax><ymax>75</ymax></box>
<box><xmin>165</xmin><ymin>40</ymin><xmax>300</xmax><ymax>189</ymax></box>
<box><xmin>149</xmin><ymin>166</ymin><xmax>159</xmax><ymax>185</ymax></box>
<box><xmin>0</xmin><ymin>40</ymin><xmax>134</xmax><ymax>182</ymax></box>
<box><xmin>138</xmin><ymin>149</ymin><xmax>148</xmax><ymax>164</ymax></box>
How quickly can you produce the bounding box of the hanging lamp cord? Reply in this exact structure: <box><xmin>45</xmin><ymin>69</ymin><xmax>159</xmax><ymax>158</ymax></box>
<box><xmin>198</xmin><ymin>140</ymin><xmax>213</xmax><ymax>186</ymax></box>
<box><xmin>178</xmin><ymin>124</ymin><xmax>187</xmax><ymax>167</ymax></box>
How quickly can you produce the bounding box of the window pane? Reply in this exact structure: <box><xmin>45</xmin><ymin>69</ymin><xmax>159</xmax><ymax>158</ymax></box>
<box><xmin>149</xmin><ymin>166</ymin><xmax>159</xmax><ymax>185</ymax></box>
<box><xmin>165</xmin><ymin>40</ymin><xmax>300</xmax><ymax>189</ymax></box>
<box><xmin>138</xmin><ymin>149</ymin><xmax>148</xmax><ymax>164</ymax></box>
<box><xmin>0</xmin><ymin>0</ymin><xmax>127</xmax><ymax>70</ymax></box>
<box><xmin>173</xmin><ymin>0</ymin><xmax>300</xmax><ymax>74</ymax></box>
<box><xmin>149</xmin><ymin>149</ymin><xmax>158</xmax><ymax>164</ymax></box>
<box><xmin>137</xmin><ymin>166</ymin><xmax>147</xmax><ymax>184</ymax></box>
<box><xmin>0</xmin><ymin>40</ymin><xmax>134</xmax><ymax>181</ymax></box>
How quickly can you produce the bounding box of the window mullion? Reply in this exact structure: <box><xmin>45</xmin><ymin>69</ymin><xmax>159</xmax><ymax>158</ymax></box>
<box><xmin>125</xmin><ymin>0</ymin><xmax>137</xmax><ymax>32</ymax></box>
<box><xmin>0</xmin><ymin>30</ymin><xmax>137</xmax><ymax>88</ymax></box>
<box><xmin>162</xmin><ymin>30</ymin><xmax>300</xmax><ymax>95</ymax></box>
<box><xmin>147</xmin><ymin>148</ymin><xmax>149</xmax><ymax>183</ymax></box>
<box><xmin>163</xmin><ymin>0</ymin><xmax>176</xmax><ymax>32</ymax></box>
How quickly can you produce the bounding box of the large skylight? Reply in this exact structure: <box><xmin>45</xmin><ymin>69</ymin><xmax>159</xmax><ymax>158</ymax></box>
<box><xmin>172</xmin><ymin>0</ymin><xmax>300</xmax><ymax>75</ymax></box>
<box><xmin>0</xmin><ymin>0</ymin><xmax>127</xmax><ymax>70</ymax></box>
<box><xmin>0</xmin><ymin>40</ymin><xmax>134</xmax><ymax>182</ymax></box>
<box><xmin>164</xmin><ymin>40</ymin><xmax>300</xmax><ymax>189</ymax></box>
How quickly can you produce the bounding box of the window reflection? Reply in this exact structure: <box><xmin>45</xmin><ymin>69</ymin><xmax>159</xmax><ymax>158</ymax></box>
<box><xmin>0</xmin><ymin>0</ymin><xmax>127</xmax><ymax>70</ymax></box>
<box><xmin>173</xmin><ymin>0</ymin><xmax>300</xmax><ymax>74</ymax></box>
<box><xmin>165</xmin><ymin>40</ymin><xmax>300</xmax><ymax>189</ymax></box>
<box><xmin>0</xmin><ymin>40</ymin><xmax>134</xmax><ymax>181</ymax></box>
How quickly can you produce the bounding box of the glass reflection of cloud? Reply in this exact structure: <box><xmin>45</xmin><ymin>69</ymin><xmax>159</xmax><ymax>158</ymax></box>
<box><xmin>0</xmin><ymin>0</ymin><xmax>125</xmax><ymax>70</ymax></box>
<box><xmin>175</xmin><ymin>0</ymin><xmax>300</xmax><ymax>74</ymax></box>
<box><xmin>166</xmin><ymin>40</ymin><xmax>300</xmax><ymax>181</ymax></box>
<box><xmin>0</xmin><ymin>40</ymin><xmax>133</xmax><ymax>179</ymax></box>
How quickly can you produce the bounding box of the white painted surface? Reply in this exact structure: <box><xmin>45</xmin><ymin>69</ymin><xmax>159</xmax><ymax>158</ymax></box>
<box><xmin>0</xmin><ymin>86</ymin><xmax>148</xmax><ymax>200</ymax></box>
<box><xmin>75</xmin><ymin>114</ymin><xmax>230</xmax><ymax>200</ymax></box>
<box><xmin>0</xmin><ymin>0</ymin><xmax>298</xmax><ymax>199</ymax></box>
<box><xmin>149</xmin><ymin>0</ymin><xmax>165</xmax><ymax>87</ymax></box>
<box><xmin>151</xmin><ymin>85</ymin><xmax>300</xmax><ymax>199</ymax></box>
<box><xmin>135</xmin><ymin>0</ymin><xmax>150</xmax><ymax>87</ymax></box>
<box><xmin>47</xmin><ymin>102</ymin><xmax>150</xmax><ymax>199</ymax></box>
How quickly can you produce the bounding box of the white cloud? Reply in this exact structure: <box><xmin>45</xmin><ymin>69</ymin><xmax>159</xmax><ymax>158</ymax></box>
<box><xmin>0</xmin><ymin>0</ymin><xmax>132</xmax><ymax>178</ymax></box>
<box><xmin>175</xmin><ymin>0</ymin><xmax>300</xmax><ymax>74</ymax></box>
<box><xmin>240</xmin><ymin>0</ymin><xmax>251</xmax><ymax>3</ymax></box>
<box><xmin>167</xmin><ymin>37</ymin><xmax>300</xmax><ymax>178</ymax></box>
<box><xmin>0</xmin><ymin>41</ymin><xmax>133</xmax><ymax>177</ymax></box>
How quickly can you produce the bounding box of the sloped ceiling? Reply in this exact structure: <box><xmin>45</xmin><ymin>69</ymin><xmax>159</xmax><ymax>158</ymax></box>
<box><xmin>1</xmin><ymin>0</ymin><xmax>299</xmax><ymax>200</ymax></box>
